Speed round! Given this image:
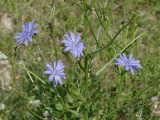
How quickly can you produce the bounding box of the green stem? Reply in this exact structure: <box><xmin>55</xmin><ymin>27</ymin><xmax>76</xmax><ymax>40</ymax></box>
<box><xmin>61</xmin><ymin>97</ymin><xmax>67</xmax><ymax>120</ymax></box>
<box><xmin>84</xmin><ymin>56</ymin><xmax>89</xmax><ymax>120</ymax></box>
<box><xmin>13</xmin><ymin>60</ymin><xmax>45</xmax><ymax>84</ymax></box>
<box><xmin>54</xmin><ymin>88</ymin><xmax>67</xmax><ymax>120</ymax></box>
<box><xmin>25</xmin><ymin>46</ymin><xmax>47</xmax><ymax>70</ymax></box>
<box><xmin>92</xmin><ymin>0</ymin><xmax>122</xmax><ymax>49</ymax></box>
<box><xmin>51</xmin><ymin>18</ymin><xmax>59</xmax><ymax>62</ymax></box>
<box><xmin>113</xmin><ymin>72</ymin><xmax>125</xmax><ymax>120</ymax></box>
<box><xmin>90</xmin><ymin>15</ymin><xmax>135</xmax><ymax>55</ymax></box>
<box><xmin>84</xmin><ymin>0</ymin><xmax>89</xmax><ymax>119</ymax></box>
<box><xmin>33</xmin><ymin>39</ymin><xmax>47</xmax><ymax>63</ymax></box>
<box><xmin>84</xmin><ymin>2</ymin><xmax>87</xmax><ymax>48</ymax></box>
<box><xmin>99</xmin><ymin>0</ymin><xmax>114</xmax><ymax>43</ymax></box>
<box><xmin>72</xmin><ymin>2</ymin><xmax>99</xmax><ymax>48</ymax></box>
<box><xmin>10</xmin><ymin>58</ymin><xmax>23</xmax><ymax>97</ymax></box>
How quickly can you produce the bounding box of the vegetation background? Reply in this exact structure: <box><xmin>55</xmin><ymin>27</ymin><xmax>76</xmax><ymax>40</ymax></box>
<box><xmin>0</xmin><ymin>0</ymin><xmax>160</xmax><ymax>119</ymax></box>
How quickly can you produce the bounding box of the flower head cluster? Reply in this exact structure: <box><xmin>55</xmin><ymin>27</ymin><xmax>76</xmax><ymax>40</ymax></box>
<box><xmin>61</xmin><ymin>31</ymin><xmax>86</xmax><ymax>58</ymax></box>
<box><xmin>43</xmin><ymin>111</ymin><xmax>53</xmax><ymax>120</ymax></box>
<box><xmin>44</xmin><ymin>60</ymin><xmax>66</xmax><ymax>87</ymax></box>
<box><xmin>29</xmin><ymin>100</ymin><xmax>41</xmax><ymax>109</ymax></box>
<box><xmin>151</xmin><ymin>96</ymin><xmax>159</xmax><ymax>103</ymax></box>
<box><xmin>14</xmin><ymin>20</ymin><xmax>38</xmax><ymax>46</ymax></box>
<box><xmin>0</xmin><ymin>103</ymin><xmax>5</xmax><ymax>110</ymax></box>
<box><xmin>151</xmin><ymin>96</ymin><xmax>160</xmax><ymax>109</ymax></box>
<box><xmin>115</xmin><ymin>53</ymin><xmax>143</xmax><ymax>75</ymax></box>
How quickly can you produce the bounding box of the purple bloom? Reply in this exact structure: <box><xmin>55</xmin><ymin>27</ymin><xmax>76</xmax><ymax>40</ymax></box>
<box><xmin>14</xmin><ymin>20</ymin><xmax>39</xmax><ymax>46</ymax></box>
<box><xmin>44</xmin><ymin>60</ymin><xmax>66</xmax><ymax>87</ymax></box>
<box><xmin>115</xmin><ymin>53</ymin><xmax>143</xmax><ymax>75</ymax></box>
<box><xmin>61</xmin><ymin>31</ymin><xmax>86</xmax><ymax>58</ymax></box>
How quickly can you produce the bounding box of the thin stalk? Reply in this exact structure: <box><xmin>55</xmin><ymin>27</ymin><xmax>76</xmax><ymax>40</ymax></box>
<box><xmin>84</xmin><ymin>56</ymin><xmax>89</xmax><ymax>120</ymax></box>
<box><xmin>60</xmin><ymin>97</ymin><xmax>67</xmax><ymax>120</ymax></box>
<box><xmin>33</xmin><ymin>39</ymin><xmax>47</xmax><ymax>63</ymax></box>
<box><xmin>84</xmin><ymin>2</ymin><xmax>87</xmax><ymax>48</ymax></box>
<box><xmin>113</xmin><ymin>72</ymin><xmax>125</xmax><ymax>120</ymax></box>
<box><xmin>13</xmin><ymin>61</ymin><xmax>45</xmax><ymax>84</ymax></box>
<box><xmin>90</xmin><ymin>15</ymin><xmax>135</xmax><ymax>55</ymax></box>
<box><xmin>51</xmin><ymin>18</ymin><xmax>59</xmax><ymax>62</ymax></box>
<box><xmin>72</xmin><ymin>2</ymin><xmax>99</xmax><ymax>48</ymax></box>
<box><xmin>25</xmin><ymin>46</ymin><xmax>46</xmax><ymax>70</ymax></box>
<box><xmin>10</xmin><ymin>58</ymin><xmax>23</xmax><ymax>97</ymax></box>
<box><xmin>93</xmin><ymin>0</ymin><xmax>122</xmax><ymax>49</ymax></box>
<box><xmin>21</xmin><ymin>60</ymin><xmax>38</xmax><ymax>90</ymax></box>
<box><xmin>53</xmin><ymin>88</ymin><xmax>67</xmax><ymax>120</ymax></box>
<box><xmin>99</xmin><ymin>0</ymin><xmax>114</xmax><ymax>43</ymax></box>
<box><xmin>84</xmin><ymin>0</ymin><xmax>89</xmax><ymax>119</ymax></box>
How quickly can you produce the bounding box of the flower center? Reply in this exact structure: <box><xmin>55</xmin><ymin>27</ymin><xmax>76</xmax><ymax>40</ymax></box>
<box><xmin>53</xmin><ymin>69</ymin><xmax>59</xmax><ymax>76</ymax></box>
<box><xmin>125</xmin><ymin>61</ymin><xmax>130</xmax><ymax>66</ymax></box>
<box><xmin>72</xmin><ymin>42</ymin><xmax>77</xmax><ymax>48</ymax></box>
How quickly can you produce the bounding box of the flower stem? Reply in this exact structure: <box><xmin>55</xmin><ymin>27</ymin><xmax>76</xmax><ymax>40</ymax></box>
<box><xmin>84</xmin><ymin>56</ymin><xmax>89</xmax><ymax>120</ymax></box>
<box><xmin>84</xmin><ymin>0</ymin><xmax>87</xmax><ymax>49</ymax></box>
<box><xmin>33</xmin><ymin>39</ymin><xmax>47</xmax><ymax>63</ymax></box>
<box><xmin>84</xmin><ymin>0</ymin><xmax>89</xmax><ymax>119</ymax></box>
<box><xmin>113</xmin><ymin>72</ymin><xmax>125</xmax><ymax>120</ymax></box>
<box><xmin>25</xmin><ymin>46</ymin><xmax>46</xmax><ymax>70</ymax></box>
<box><xmin>51</xmin><ymin>18</ymin><xmax>59</xmax><ymax>62</ymax></box>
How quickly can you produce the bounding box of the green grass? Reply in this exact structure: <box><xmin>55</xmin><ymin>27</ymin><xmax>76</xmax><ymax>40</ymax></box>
<box><xmin>0</xmin><ymin>0</ymin><xmax>160</xmax><ymax>119</ymax></box>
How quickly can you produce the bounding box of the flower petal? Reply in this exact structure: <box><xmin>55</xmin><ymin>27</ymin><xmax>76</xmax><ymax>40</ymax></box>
<box><xmin>76</xmin><ymin>34</ymin><xmax>81</xmax><ymax>44</ymax></box>
<box><xmin>129</xmin><ymin>54</ymin><xmax>133</xmax><ymax>62</ymax></box>
<box><xmin>56</xmin><ymin>60</ymin><xmax>65</xmax><ymax>70</ymax></box>
<box><xmin>31</xmin><ymin>23</ymin><xmax>38</xmax><ymax>31</ymax></box>
<box><xmin>53</xmin><ymin>61</ymin><xmax>56</xmax><ymax>70</ymax></box>
<box><xmin>31</xmin><ymin>30</ymin><xmax>39</xmax><ymax>34</ymax></box>
<box><xmin>28</xmin><ymin>36</ymin><xmax>33</xmax><ymax>42</ymax></box>
<box><xmin>64</xmin><ymin>34</ymin><xmax>72</xmax><ymax>42</ymax></box>
<box><xmin>44</xmin><ymin>70</ymin><xmax>51</xmax><ymax>74</ymax></box>
<box><xmin>54</xmin><ymin>80</ymin><xmax>58</xmax><ymax>87</ymax></box>
<box><xmin>29</xmin><ymin>20</ymin><xmax>34</xmax><ymax>31</ymax></box>
<box><xmin>71</xmin><ymin>48</ymin><xmax>78</xmax><ymax>58</ymax></box>
<box><xmin>22</xmin><ymin>24</ymin><xmax>28</xmax><ymax>31</ymax></box>
<box><xmin>70</xmin><ymin>31</ymin><xmax>76</xmax><ymax>42</ymax></box>
<box><xmin>14</xmin><ymin>36</ymin><xmax>23</xmax><ymax>39</ymax></box>
<box><xmin>25</xmin><ymin>39</ymin><xmax>28</xmax><ymax>46</ymax></box>
<box><xmin>46</xmin><ymin>63</ymin><xmax>53</xmax><ymax>71</ymax></box>
<box><xmin>61</xmin><ymin>40</ymin><xmax>72</xmax><ymax>44</ymax></box>
<box><xmin>18</xmin><ymin>39</ymin><xmax>25</xmax><ymax>46</ymax></box>
<box><xmin>122</xmin><ymin>53</ymin><xmax>128</xmax><ymax>62</ymax></box>
<box><xmin>130</xmin><ymin>67</ymin><xmax>135</xmax><ymax>75</ymax></box>
<box><xmin>49</xmin><ymin>75</ymin><xmax>54</xmax><ymax>81</ymax></box>
<box><xmin>55</xmin><ymin>75</ymin><xmax>63</xmax><ymax>85</ymax></box>
<box><xmin>64</xmin><ymin>47</ymin><xmax>72</xmax><ymax>52</ymax></box>
<box><xmin>114</xmin><ymin>58</ymin><xmax>125</xmax><ymax>64</ymax></box>
<box><xmin>125</xmin><ymin>65</ymin><xmax>129</xmax><ymax>71</ymax></box>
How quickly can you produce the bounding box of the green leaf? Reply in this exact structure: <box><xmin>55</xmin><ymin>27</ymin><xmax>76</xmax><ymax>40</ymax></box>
<box><xmin>45</xmin><ymin>107</ymin><xmax>53</xmax><ymax>111</ymax></box>
<box><xmin>69</xmin><ymin>88</ymin><xmax>81</xmax><ymax>96</ymax></box>
<box><xmin>55</xmin><ymin>103</ymin><xmax>63</xmax><ymax>111</ymax></box>
<box><xmin>67</xmin><ymin>93</ymin><xmax>73</xmax><ymax>103</ymax></box>
<box><xmin>69</xmin><ymin>109</ymin><xmax>80</xmax><ymax>116</ymax></box>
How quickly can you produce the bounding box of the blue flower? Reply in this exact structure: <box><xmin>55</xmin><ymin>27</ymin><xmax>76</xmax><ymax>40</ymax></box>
<box><xmin>14</xmin><ymin>20</ymin><xmax>39</xmax><ymax>46</ymax></box>
<box><xmin>44</xmin><ymin>60</ymin><xmax>66</xmax><ymax>87</ymax></box>
<box><xmin>61</xmin><ymin>31</ymin><xmax>86</xmax><ymax>58</ymax></box>
<box><xmin>115</xmin><ymin>53</ymin><xmax>143</xmax><ymax>75</ymax></box>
